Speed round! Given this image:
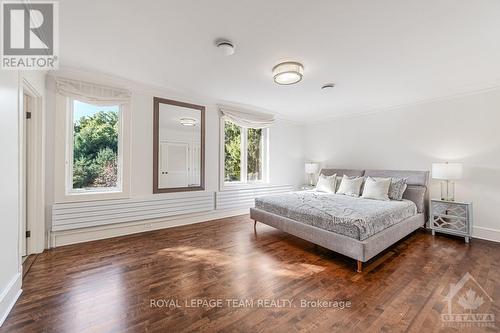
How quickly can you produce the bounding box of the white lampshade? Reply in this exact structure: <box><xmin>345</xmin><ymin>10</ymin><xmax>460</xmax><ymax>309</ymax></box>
<box><xmin>305</xmin><ymin>162</ymin><xmax>319</xmax><ymax>174</ymax></box>
<box><xmin>432</xmin><ymin>163</ymin><xmax>463</xmax><ymax>180</ymax></box>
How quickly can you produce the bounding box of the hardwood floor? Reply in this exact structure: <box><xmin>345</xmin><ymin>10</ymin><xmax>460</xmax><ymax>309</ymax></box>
<box><xmin>2</xmin><ymin>215</ymin><xmax>499</xmax><ymax>333</ymax></box>
<box><xmin>21</xmin><ymin>254</ymin><xmax>38</xmax><ymax>279</ymax></box>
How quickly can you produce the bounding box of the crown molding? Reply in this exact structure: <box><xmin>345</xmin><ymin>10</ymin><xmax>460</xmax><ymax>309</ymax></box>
<box><xmin>305</xmin><ymin>83</ymin><xmax>500</xmax><ymax>124</ymax></box>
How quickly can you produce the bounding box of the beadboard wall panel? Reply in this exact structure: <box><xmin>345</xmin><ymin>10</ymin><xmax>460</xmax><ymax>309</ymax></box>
<box><xmin>216</xmin><ymin>185</ymin><xmax>296</xmax><ymax>210</ymax></box>
<box><xmin>52</xmin><ymin>192</ymin><xmax>215</xmax><ymax>231</ymax></box>
<box><xmin>52</xmin><ymin>186</ymin><xmax>297</xmax><ymax>232</ymax></box>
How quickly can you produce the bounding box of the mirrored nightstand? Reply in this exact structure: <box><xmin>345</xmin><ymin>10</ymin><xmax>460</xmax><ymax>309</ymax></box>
<box><xmin>430</xmin><ymin>199</ymin><xmax>472</xmax><ymax>243</ymax></box>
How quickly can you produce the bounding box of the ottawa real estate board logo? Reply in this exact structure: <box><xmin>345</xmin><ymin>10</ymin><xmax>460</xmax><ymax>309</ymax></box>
<box><xmin>1</xmin><ymin>0</ymin><xmax>58</xmax><ymax>70</ymax></box>
<box><xmin>442</xmin><ymin>272</ymin><xmax>495</xmax><ymax>328</ymax></box>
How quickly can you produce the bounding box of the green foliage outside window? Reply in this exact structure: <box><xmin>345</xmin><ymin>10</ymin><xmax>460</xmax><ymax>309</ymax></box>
<box><xmin>73</xmin><ymin>111</ymin><xmax>119</xmax><ymax>189</ymax></box>
<box><xmin>247</xmin><ymin>128</ymin><xmax>262</xmax><ymax>181</ymax></box>
<box><xmin>224</xmin><ymin>121</ymin><xmax>241</xmax><ymax>181</ymax></box>
<box><xmin>224</xmin><ymin>121</ymin><xmax>263</xmax><ymax>182</ymax></box>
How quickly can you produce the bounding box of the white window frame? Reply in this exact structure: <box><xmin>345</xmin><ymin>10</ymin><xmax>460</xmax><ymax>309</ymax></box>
<box><xmin>219</xmin><ymin>117</ymin><xmax>269</xmax><ymax>190</ymax></box>
<box><xmin>54</xmin><ymin>96</ymin><xmax>130</xmax><ymax>202</ymax></box>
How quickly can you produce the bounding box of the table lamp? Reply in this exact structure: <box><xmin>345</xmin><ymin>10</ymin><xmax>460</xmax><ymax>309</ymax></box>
<box><xmin>432</xmin><ymin>162</ymin><xmax>463</xmax><ymax>201</ymax></box>
<box><xmin>305</xmin><ymin>162</ymin><xmax>319</xmax><ymax>186</ymax></box>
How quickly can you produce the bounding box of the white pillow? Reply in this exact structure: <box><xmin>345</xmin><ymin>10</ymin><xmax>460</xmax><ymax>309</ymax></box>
<box><xmin>335</xmin><ymin>176</ymin><xmax>343</xmax><ymax>192</ymax></box>
<box><xmin>361</xmin><ymin>177</ymin><xmax>391</xmax><ymax>201</ymax></box>
<box><xmin>315</xmin><ymin>174</ymin><xmax>337</xmax><ymax>193</ymax></box>
<box><xmin>336</xmin><ymin>175</ymin><xmax>364</xmax><ymax>197</ymax></box>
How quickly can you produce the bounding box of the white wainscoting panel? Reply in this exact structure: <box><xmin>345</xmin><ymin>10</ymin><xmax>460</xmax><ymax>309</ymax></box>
<box><xmin>52</xmin><ymin>191</ymin><xmax>215</xmax><ymax>231</ymax></box>
<box><xmin>216</xmin><ymin>185</ymin><xmax>296</xmax><ymax>210</ymax></box>
<box><xmin>50</xmin><ymin>207</ymin><xmax>250</xmax><ymax>248</ymax></box>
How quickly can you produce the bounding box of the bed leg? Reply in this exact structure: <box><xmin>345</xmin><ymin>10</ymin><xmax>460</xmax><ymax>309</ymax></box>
<box><xmin>357</xmin><ymin>261</ymin><xmax>363</xmax><ymax>273</ymax></box>
<box><xmin>253</xmin><ymin>220</ymin><xmax>257</xmax><ymax>232</ymax></box>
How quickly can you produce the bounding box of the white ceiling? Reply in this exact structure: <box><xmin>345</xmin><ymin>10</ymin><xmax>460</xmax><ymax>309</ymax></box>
<box><xmin>159</xmin><ymin>103</ymin><xmax>201</xmax><ymax>132</ymax></box>
<box><xmin>60</xmin><ymin>0</ymin><xmax>500</xmax><ymax>122</ymax></box>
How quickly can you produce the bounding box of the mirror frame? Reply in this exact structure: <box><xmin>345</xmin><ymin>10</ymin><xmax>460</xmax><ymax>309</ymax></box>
<box><xmin>153</xmin><ymin>97</ymin><xmax>205</xmax><ymax>193</ymax></box>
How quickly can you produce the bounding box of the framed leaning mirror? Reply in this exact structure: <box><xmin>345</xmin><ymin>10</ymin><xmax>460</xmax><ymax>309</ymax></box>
<box><xmin>153</xmin><ymin>97</ymin><xmax>205</xmax><ymax>193</ymax></box>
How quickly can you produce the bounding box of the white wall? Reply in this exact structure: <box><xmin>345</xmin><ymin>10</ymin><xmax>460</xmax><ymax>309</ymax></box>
<box><xmin>268</xmin><ymin>120</ymin><xmax>305</xmax><ymax>186</ymax></box>
<box><xmin>0</xmin><ymin>69</ymin><xmax>46</xmax><ymax>325</ymax></box>
<box><xmin>128</xmin><ymin>85</ymin><xmax>304</xmax><ymax>198</ymax></box>
<box><xmin>44</xmin><ymin>69</ymin><xmax>304</xmax><ymax>243</ymax></box>
<box><xmin>0</xmin><ymin>71</ymin><xmax>22</xmax><ymax>325</ymax></box>
<box><xmin>304</xmin><ymin>89</ymin><xmax>500</xmax><ymax>242</ymax></box>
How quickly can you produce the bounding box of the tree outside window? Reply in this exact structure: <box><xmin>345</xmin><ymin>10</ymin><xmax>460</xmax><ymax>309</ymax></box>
<box><xmin>224</xmin><ymin>121</ymin><xmax>241</xmax><ymax>182</ymax></box>
<box><xmin>71</xmin><ymin>100</ymin><xmax>120</xmax><ymax>191</ymax></box>
<box><xmin>247</xmin><ymin>128</ymin><xmax>262</xmax><ymax>181</ymax></box>
<box><xmin>224</xmin><ymin>120</ymin><xmax>267</xmax><ymax>183</ymax></box>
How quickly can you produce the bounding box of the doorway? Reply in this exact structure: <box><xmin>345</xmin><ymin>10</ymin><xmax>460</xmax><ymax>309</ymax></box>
<box><xmin>20</xmin><ymin>80</ymin><xmax>44</xmax><ymax>258</ymax></box>
<box><xmin>22</xmin><ymin>93</ymin><xmax>33</xmax><ymax>258</ymax></box>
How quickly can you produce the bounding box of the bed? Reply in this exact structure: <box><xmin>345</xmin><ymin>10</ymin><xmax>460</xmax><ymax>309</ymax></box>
<box><xmin>250</xmin><ymin>169</ymin><xmax>429</xmax><ymax>272</ymax></box>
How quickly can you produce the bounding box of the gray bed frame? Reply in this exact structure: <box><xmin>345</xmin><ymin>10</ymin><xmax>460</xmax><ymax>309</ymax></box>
<box><xmin>250</xmin><ymin>168</ymin><xmax>430</xmax><ymax>273</ymax></box>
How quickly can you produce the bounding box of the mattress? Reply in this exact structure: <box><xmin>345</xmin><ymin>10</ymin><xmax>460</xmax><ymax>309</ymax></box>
<box><xmin>254</xmin><ymin>191</ymin><xmax>417</xmax><ymax>240</ymax></box>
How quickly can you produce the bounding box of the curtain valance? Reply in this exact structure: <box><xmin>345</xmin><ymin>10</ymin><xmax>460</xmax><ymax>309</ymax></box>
<box><xmin>55</xmin><ymin>77</ymin><xmax>131</xmax><ymax>105</ymax></box>
<box><xmin>219</xmin><ymin>105</ymin><xmax>275</xmax><ymax>129</ymax></box>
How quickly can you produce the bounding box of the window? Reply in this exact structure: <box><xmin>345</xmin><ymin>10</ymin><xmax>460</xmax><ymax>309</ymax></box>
<box><xmin>67</xmin><ymin>99</ymin><xmax>122</xmax><ymax>193</ymax></box>
<box><xmin>223</xmin><ymin>119</ymin><xmax>268</xmax><ymax>184</ymax></box>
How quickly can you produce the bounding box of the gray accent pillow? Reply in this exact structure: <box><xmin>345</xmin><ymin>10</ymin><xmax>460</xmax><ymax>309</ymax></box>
<box><xmin>403</xmin><ymin>185</ymin><xmax>426</xmax><ymax>213</ymax></box>
<box><xmin>388</xmin><ymin>177</ymin><xmax>408</xmax><ymax>201</ymax></box>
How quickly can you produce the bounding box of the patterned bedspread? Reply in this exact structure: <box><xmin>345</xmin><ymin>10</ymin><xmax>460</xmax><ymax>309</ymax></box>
<box><xmin>255</xmin><ymin>191</ymin><xmax>417</xmax><ymax>240</ymax></box>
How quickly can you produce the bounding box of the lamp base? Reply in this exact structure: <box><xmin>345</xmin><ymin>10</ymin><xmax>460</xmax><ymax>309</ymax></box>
<box><xmin>440</xmin><ymin>180</ymin><xmax>455</xmax><ymax>201</ymax></box>
<box><xmin>308</xmin><ymin>174</ymin><xmax>314</xmax><ymax>186</ymax></box>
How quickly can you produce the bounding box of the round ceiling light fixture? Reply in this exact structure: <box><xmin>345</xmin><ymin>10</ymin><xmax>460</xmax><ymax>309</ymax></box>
<box><xmin>179</xmin><ymin>117</ymin><xmax>197</xmax><ymax>127</ymax></box>
<box><xmin>272</xmin><ymin>61</ymin><xmax>304</xmax><ymax>85</ymax></box>
<box><xmin>215</xmin><ymin>39</ymin><xmax>235</xmax><ymax>56</ymax></box>
<box><xmin>273</xmin><ymin>61</ymin><xmax>304</xmax><ymax>85</ymax></box>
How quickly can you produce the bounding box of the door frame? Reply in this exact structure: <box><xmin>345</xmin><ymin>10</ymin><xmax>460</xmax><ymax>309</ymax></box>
<box><xmin>19</xmin><ymin>78</ymin><xmax>45</xmax><ymax>256</ymax></box>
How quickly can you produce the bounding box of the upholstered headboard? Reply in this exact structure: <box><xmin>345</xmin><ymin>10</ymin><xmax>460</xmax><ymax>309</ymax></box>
<box><xmin>365</xmin><ymin>170</ymin><xmax>430</xmax><ymax>218</ymax></box>
<box><xmin>320</xmin><ymin>168</ymin><xmax>365</xmax><ymax>177</ymax></box>
<box><xmin>363</xmin><ymin>169</ymin><xmax>429</xmax><ymax>187</ymax></box>
<box><xmin>319</xmin><ymin>168</ymin><xmax>430</xmax><ymax>220</ymax></box>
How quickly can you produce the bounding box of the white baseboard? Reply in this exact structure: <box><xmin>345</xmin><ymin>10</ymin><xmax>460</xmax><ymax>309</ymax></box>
<box><xmin>473</xmin><ymin>226</ymin><xmax>500</xmax><ymax>243</ymax></box>
<box><xmin>0</xmin><ymin>273</ymin><xmax>22</xmax><ymax>327</ymax></box>
<box><xmin>51</xmin><ymin>208</ymin><xmax>249</xmax><ymax>247</ymax></box>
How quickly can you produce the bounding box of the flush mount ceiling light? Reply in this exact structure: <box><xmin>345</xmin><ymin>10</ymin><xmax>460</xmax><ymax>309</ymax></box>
<box><xmin>215</xmin><ymin>39</ymin><xmax>235</xmax><ymax>56</ymax></box>
<box><xmin>272</xmin><ymin>61</ymin><xmax>304</xmax><ymax>85</ymax></box>
<box><xmin>321</xmin><ymin>83</ymin><xmax>335</xmax><ymax>90</ymax></box>
<box><xmin>179</xmin><ymin>117</ymin><xmax>197</xmax><ymax>127</ymax></box>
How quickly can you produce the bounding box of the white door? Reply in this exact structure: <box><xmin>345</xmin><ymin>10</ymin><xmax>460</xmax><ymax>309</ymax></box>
<box><xmin>189</xmin><ymin>143</ymin><xmax>201</xmax><ymax>186</ymax></box>
<box><xmin>22</xmin><ymin>94</ymin><xmax>32</xmax><ymax>257</ymax></box>
<box><xmin>159</xmin><ymin>142</ymin><xmax>189</xmax><ymax>188</ymax></box>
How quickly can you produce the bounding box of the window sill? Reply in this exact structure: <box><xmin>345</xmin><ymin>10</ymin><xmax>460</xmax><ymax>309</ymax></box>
<box><xmin>57</xmin><ymin>190</ymin><xmax>130</xmax><ymax>203</ymax></box>
<box><xmin>220</xmin><ymin>182</ymin><xmax>276</xmax><ymax>191</ymax></box>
